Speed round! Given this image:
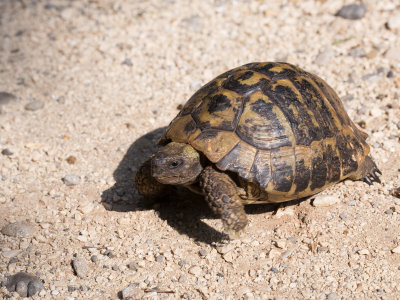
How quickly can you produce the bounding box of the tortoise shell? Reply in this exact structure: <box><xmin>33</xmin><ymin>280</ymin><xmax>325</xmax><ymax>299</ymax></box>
<box><xmin>160</xmin><ymin>62</ymin><xmax>370</xmax><ymax>199</ymax></box>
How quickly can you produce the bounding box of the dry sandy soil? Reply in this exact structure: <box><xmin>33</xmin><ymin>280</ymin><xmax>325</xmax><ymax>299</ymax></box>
<box><xmin>1</xmin><ymin>0</ymin><xmax>400</xmax><ymax>299</ymax></box>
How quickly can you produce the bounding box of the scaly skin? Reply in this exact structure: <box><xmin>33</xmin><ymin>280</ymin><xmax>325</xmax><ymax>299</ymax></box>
<box><xmin>199</xmin><ymin>166</ymin><xmax>247</xmax><ymax>237</ymax></box>
<box><xmin>135</xmin><ymin>158</ymin><xmax>170</xmax><ymax>200</ymax></box>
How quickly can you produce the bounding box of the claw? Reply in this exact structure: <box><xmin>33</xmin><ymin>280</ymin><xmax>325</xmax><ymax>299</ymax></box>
<box><xmin>364</xmin><ymin>176</ymin><xmax>373</xmax><ymax>186</ymax></box>
<box><xmin>370</xmin><ymin>172</ymin><xmax>381</xmax><ymax>183</ymax></box>
<box><xmin>375</xmin><ymin>168</ymin><xmax>382</xmax><ymax>175</ymax></box>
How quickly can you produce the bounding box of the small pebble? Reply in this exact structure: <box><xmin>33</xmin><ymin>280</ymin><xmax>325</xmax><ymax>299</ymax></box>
<box><xmin>9</xmin><ymin>257</ymin><xmax>19</xmax><ymax>264</ymax></box>
<box><xmin>339</xmin><ymin>213</ymin><xmax>347</xmax><ymax>220</ymax></box>
<box><xmin>348</xmin><ymin>46</ymin><xmax>364</xmax><ymax>57</ymax></box>
<box><xmin>72</xmin><ymin>255</ymin><xmax>89</xmax><ymax>278</ymax></box>
<box><xmin>178</xmin><ymin>260</ymin><xmax>186</xmax><ymax>267</ymax></box>
<box><xmin>128</xmin><ymin>262</ymin><xmax>139</xmax><ymax>271</ymax></box>
<box><xmin>198</xmin><ymin>249</ymin><xmax>207</xmax><ymax>257</ymax></box>
<box><xmin>66</xmin><ymin>155</ymin><xmax>77</xmax><ymax>164</ymax></box>
<box><xmin>90</xmin><ymin>255</ymin><xmax>98</xmax><ymax>263</ymax></box>
<box><xmin>387</xmin><ymin>70</ymin><xmax>395</xmax><ymax>78</ymax></box>
<box><xmin>391</xmin><ymin>246</ymin><xmax>400</xmax><ymax>254</ymax></box>
<box><xmin>1</xmin><ymin>221</ymin><xmax>36</xmax><ymax>238</ymax></box>
<box><xmin>105</xmin><ymin>249</ymin><xmax>116</xmax><ymax>258</ymax></box>
<box><xmin>281</xmin><ymin>250</ymin><xmax>293</xmax><ymax>259</ymax></box>
<box><xmin>335</xmin><ymin>3</ymin><xmax>366</xmax><ymax>20</ymax></box>
<box><xmin>385</xmin><ymin>209</ymin><xmax>393</xmax><ymax>215</ymax></box>
<box><xmin>362</xmin><ymin>73</ymin><xmax>381</xmax><ymax>82</ymax></box>
<box><xmin>347</xmin><ymin>200</ymin><xmax>356</xmax><ymax>206</ymax></box>
<box><xmin>1</xmin><ymin>148</ymin><xmax>13</xmax><ymax>156</ymax></box>
<box><xmin>156</xmin><ymin>254</ymin><xmax>165</xmax><ymax>263</ymax></box>
<box><xmin>122</xmin><ymin>58</ymin><xmax>133</xmax><ymax>66</ymax></box>
<box><xmin>312</xmin><ymin>195</ymin><xmax>340</xmax><ymax>207</ymax></box>
<box><xmin>24</xmin><ymin>100</ymin><xmax>44</xmax><ymax>111</ymax></box>
<box><xmin>2</xmin><ymin>250</ymin><xmax>21</xmax><ymax>258</ymax></box>
<box><xmin>341</xmin><ymin>94</ymin><xmax>354</xmax><ymax>102</ymax></box>
<box><xmin>327</xmin><ymin>292</ymin><xmax>339</xmax><ymax>300</ymax></box>
<box><xmin>386</xmin><ymin>13</ymin><xmax>400</xmax><ymax>30</ymax></box>
<box><xmin>270</xmin><ymin>267</ymin><xmax>279</xmax><ymax>274</ymax></box>
<box><xmin>62</xmin><ymin>174</ymin><xmax>80</xmax><ymax>186</ymax></box>
<box><xmin>357</xmin><ymin>249</ymin><xmax>370</xmax><ymax>255</ymax></box>
<box><xmin>385</xmin><ymin>47</ymin><xmax>400</xmax><ymax>61</ymax></box>
<box><xmin>122</xmin><ymin>284</ymin><xmax>144</xmax><ymax>299</ymax></box>
<box><xmin>178</xmin><ymin>275</ymin><xmax>185</xmax><ymax>283</ymax></box>
<box><xmin>0</xmin><ymin>92</ymin><xmax>17</xmax><ymax>106</ymax></box>
<box><xmin>112</xmin><ymin>265</ymin><xmax>119</xmax><ymax>271</ymax></box>
<box><xmin>188</xmin><ymin>266</ymin><xmax>202</xmax><ymax>276</ymax></box>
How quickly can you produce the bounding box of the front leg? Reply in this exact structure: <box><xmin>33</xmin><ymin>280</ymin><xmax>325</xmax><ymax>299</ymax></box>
<box><xmin>199</xmin><ymin>166</ymin><xmax>247</xmax><ymax>238</ymax></box>
<box><xmin>135</xmin><ymin>158</ymin><xmax>171</xmax><ymax>201</ymax></box>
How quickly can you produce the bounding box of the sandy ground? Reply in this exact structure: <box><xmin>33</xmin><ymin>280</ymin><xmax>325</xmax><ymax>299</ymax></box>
<box><xmin>1</xmin><ymin>0</ymin><xmax>400</xmax><ymax>299</ymax></box>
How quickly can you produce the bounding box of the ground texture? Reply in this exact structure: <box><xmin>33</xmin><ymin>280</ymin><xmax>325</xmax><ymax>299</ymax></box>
<box><xmin>0</xmin><ymin>0</ymin><xmax>400</xmax><ymax>299</ymax></box>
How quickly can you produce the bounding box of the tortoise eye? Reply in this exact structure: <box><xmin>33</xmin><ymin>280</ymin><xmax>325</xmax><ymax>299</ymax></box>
<box><xmin>169</xmin><ymin>160</ymin><xmax>182</xmax><ymax>169</ymax></box>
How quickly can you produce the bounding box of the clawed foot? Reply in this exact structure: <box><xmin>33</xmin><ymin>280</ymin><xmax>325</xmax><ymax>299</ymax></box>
<box><xmin>363</xmin><ymin>167</ymin><xmax>382</xmax><ymax>185</ymax></box>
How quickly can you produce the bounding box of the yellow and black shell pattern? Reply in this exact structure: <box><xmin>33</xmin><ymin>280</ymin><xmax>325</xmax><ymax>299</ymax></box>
<box><xmin>161</xmin><ymin>62</ymin><xmax>370</xmax><ymax>199</ymax></box>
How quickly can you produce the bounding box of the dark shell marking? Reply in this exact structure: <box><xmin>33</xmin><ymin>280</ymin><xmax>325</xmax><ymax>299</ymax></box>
<box><xmin>163</xmin><ymin>62</ymin><xmax>372</xmax><ymax>199</ymax></box>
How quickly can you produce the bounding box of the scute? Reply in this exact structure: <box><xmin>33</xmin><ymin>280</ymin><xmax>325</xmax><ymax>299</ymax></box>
<box><xmin>163</xmin><ymin>62</ymin><xmax>371</xmax><ymax>194</ymax></box>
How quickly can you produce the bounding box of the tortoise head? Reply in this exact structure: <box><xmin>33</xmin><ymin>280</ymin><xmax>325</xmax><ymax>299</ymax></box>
<box><xmin>151</xmin><ymin>142</ymin><xmax>202</xmax><ymax>185</ymax></box>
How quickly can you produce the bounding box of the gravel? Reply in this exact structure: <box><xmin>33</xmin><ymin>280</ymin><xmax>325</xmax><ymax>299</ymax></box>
<box><xmin>312</xmin><ymin>195</ymin><xmax>340</xmax><ymax>207</ymax></box>
<box><xmin>188</xmin><ymin>266</ymin><xmax>202</xmax><ymax>276</ymax></box>
<box><xmin>0</xmin><ymin>92</ymin><xmax>17</xmax><ymax>106</ymax></box>
<box><xmin>1</xmin><ymin>148</ymin><xmax>13</xmax><ymax>156</ymax></box>
<box><xmin>335</xmin><ymin>3</ymin><xmax>367</xmax><ymax>20</ymax></box>
<box><xmin>24</xmin><ymin>100</ymin><xmax>44</xmax><ymax>111</ymax></box>
<box><xmin>386</xmin><ymin>13</ymin><xmax>400</xmax><ymax>30</ymax></box>
<box><xmin>1</xmin><ymin>0</ymin><xmax>399</xmax><ymax>299</ymax></box>
<box><xmin>62</xmin><ymin>174</ymin><xmax>81</xmax><ymax>186</ymax></box>
<box><xmin>72</xmin><ymin>255</ymin><xmax>89</xmax><ymax>278</ymax></box>
<box><xmin>391</xmin><ymin>246</ymin><xmax>400</xmax><ymax>254</ymax></box>
<box><xmin>1</xmin><ymin>221</ymin><xmax>36</xmax><ymax>238</ymax></box>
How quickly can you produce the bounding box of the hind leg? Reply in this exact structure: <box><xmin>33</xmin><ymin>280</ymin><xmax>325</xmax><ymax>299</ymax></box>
<box><xmin>349</xmin><ymin>156</ymin><xmax>382</xmax><ymax>185</ymax></box>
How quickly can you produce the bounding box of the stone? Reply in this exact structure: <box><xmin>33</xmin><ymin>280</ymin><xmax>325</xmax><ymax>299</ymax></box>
<box><xmin>386</xmin><ymin>13</ymin><xmax>400</xmax><ymax>30</ymax></box>
<box><xmin>391</xmin><ymin>246</ymin><xmax>400</xmax><ymax>254</ymax></box>
<box><xmin>72</xmin><ymin>255</ymin><xmax>89</xmax><ymax>278</ymax></box>
<box><xmin>188</xmin><ymin>266</ymin><xmax>202</xmax><ymax>276</ymax></box>
<box><xmin>1</xmin><ymin>148</ymin><xmax>13</xmax><ymax>156</ymax></box>
<box><xmin>5</xmin><ymin>272</ymin><xmax>43</xmax><ymax>297</ymax></box>
<box><xmin>121</xmin><ymin>284</ymin><xmax>144</xmax><ymax>299</ymax></box>
<box><xmin>385</xmin><ymin>47</ymin><xmax>400</xmax><ymax>61</ymax></box>
<box><xmin>25</xmin><ymin>100</ymin><xmax>44</xmax><ymax>111</ymax></box>
<box><xmin>0</xmin><ymin>92</ymin><xmax>18</xmax><ymax>106</ymax></box>
<box><xmin>122</xmin><ymin>58</ymin><xmax>133</xmax><ymax>66</ymax></box>
<box><xmin>62</xmin><ymin>174</ymin><xmax>80</xmax><ymax>186</ymax></box>
<box><xmin>327</xmin><ymin>292</ymin><xmax>339</xmax><ymax>300</ymax></box>
<box><xmin>357</xmin><ymin>249</ymin><xmax>370</xmax><ymax>255</ymax></box>
<box><xmin>312</xmin><ymin>195</ymin><xmax>340</xmax><ymax>207</ymax></box>
<box><xmin>1</xmin><ymin>221</ymin><xmax>36</xmax><ymax>238</ymax></box>
<box><xmin>156</xmin><ymin>254</ymin><xmax>165</xmax><ymax>263</ymax></box>
<box><xmin>335</xmin><ymin>4</ymin><xmax>366</xmax><ymax>20</ymax></box>
<box><xmin>198</xmin><ymin>249</ymin><xmax>207</xmax><ymax>257</ymax></box>
<box><xmin>2</xmin><ymin>250</ymin><xmax>21</xmax><ymax>258</ymax></box>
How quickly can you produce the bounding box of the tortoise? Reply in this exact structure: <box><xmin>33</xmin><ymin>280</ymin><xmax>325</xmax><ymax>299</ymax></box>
<box><xmin>135</xmin><ymin>62</ymin><xmax>381</xmax><ymax>237</ymax></box>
